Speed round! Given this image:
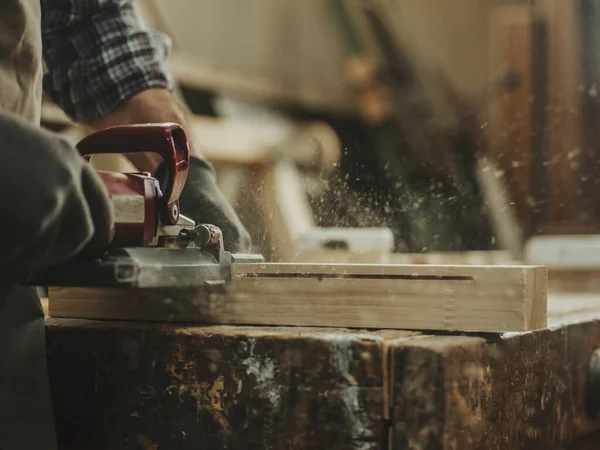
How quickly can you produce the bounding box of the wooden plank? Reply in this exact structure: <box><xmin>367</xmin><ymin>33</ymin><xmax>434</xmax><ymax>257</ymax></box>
<box><xmin>546</xmin><ymin>271</ymin><xmax>600</xmax><ymax>293</ymax></box>
<box><xmin>187</xmin><ymin>116</ymin><xmax>340</xmax><ymax>168</ymax></box>
<box><xmin>253</xmin><ymin>161</ymin><xmax>316</xmax><ymax>261</ymax></box>
<box><xmin>548</xmin><ymin>292</ymin><xmax>600</xmax><ymax>325</ymax></box>
<box><xmin>48</xmin><ymin>263</ymin><xmax>547</xmax><ymax>332</ymax></box>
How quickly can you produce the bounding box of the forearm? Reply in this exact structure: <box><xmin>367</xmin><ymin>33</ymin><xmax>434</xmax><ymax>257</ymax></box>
<box><xmin>85</xmin><ymin>88</ymin><xmax>205</xmax><ymax>173</ymax></box>
<box><xmin>41</xmin><ymin>0</ymin><xmax>204</xmax><ymax>172</ymax></box>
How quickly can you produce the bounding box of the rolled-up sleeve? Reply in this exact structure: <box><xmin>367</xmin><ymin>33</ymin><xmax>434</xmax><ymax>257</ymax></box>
<box><xmin>41</xmin><ymin>0</ymin><xmax>174</xmax><ymax>122</ymax></box>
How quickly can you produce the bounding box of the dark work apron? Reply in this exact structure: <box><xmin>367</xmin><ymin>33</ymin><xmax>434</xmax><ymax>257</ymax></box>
<box><xmin>0</xmin><ymin>0</ymin><xmax>58</xmax><ymax>448</ymax></box>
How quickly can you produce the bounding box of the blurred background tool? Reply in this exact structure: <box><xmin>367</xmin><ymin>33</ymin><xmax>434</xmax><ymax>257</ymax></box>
<box><xmin>291</xmin><ymin>227</ymin><xmax>395</xmax><ymax>263</ymax></box>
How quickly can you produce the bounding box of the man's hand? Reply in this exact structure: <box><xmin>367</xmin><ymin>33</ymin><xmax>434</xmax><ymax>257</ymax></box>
<box><xmin>0</xmin><ymin>113</ymin><xmax>114</xmax><ymax>276</ymax></box>
<box><xmin>42</xmin><ymin>0</ymin><xmax>250</xmax><ymax>252</ymax></box>
<box><xmin>86</xmin><ymin>88</ymin><xmax>252</xmax><ymax>253</ymax></box>
<box><xmin>155</xmin><ymin>157</ymin><xmax>252</xmax><ymax>253</ymax></box>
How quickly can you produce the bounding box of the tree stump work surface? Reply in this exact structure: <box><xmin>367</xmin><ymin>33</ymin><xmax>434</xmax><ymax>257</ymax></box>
<box><xmin>46</xmin><ymin>293</ymin><xmax>600</xmax><ymax>449</ymax></box>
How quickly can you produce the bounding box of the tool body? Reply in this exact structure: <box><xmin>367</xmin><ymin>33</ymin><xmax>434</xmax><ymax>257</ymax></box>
<box><xmin>30</xmin><ymin>123</ymin><xmax>262</xmax><ymax>288</ymax></box>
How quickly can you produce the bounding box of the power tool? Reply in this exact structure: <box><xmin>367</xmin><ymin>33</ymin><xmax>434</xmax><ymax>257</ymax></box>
<box><xmin>29</xmin><ymin>123</ymin><xmax>262</xmax><ymax>288</ymax></box>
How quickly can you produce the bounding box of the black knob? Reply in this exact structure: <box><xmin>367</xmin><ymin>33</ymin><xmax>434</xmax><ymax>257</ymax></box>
<box><xmin>192</xmin><ymin>224</ymin><xmax>212</xmax><ymax>247</ymax></box>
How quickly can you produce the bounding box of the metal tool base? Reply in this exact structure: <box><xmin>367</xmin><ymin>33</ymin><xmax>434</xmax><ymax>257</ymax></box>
<box><xmin>29</xmin><ymin>248</ymin><xmax>264</xmax><ymax>288</ymax></box>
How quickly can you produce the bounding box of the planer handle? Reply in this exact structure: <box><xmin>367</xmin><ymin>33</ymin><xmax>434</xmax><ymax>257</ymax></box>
<box><xmin>76</xmin><ymin>123</ymin><xmax>190</xmax><ymax>226</ymax></box>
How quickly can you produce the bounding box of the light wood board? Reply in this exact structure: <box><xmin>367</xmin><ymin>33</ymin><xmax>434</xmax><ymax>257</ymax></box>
<box><xmin>48</xmin><ymin>263</ymin><xmax>547</xmax><ymax>332</ymax></box>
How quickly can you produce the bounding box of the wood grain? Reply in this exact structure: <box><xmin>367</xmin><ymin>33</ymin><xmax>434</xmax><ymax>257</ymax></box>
<box><xmin>48</xmin><ymin>263</ymin><xmax>547</xmax><ymax>332</ymax></box>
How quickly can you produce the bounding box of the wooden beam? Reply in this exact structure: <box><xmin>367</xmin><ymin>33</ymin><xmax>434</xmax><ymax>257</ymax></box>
<box><xmin>46</xmin><ymin>320</ymin><xmax>390</xmax><ymax>449</ymax></box>
<box><xmin>390</xmin><ymin>320</ymin><xmax>590</xmax><ymax>448</ymax></box>
<box><xmin>48</xmin><ymin>263</ymin><xmax>547</xmax><ymax>332</ymax></box>
<box><xmin>488</xmin><ymin>3</ymin><xmax>536</xmax><ymax>237</ymax></box>
<box><xmin>188</xmin><ymin>116</ymin><xmax>341</xmax><ymax>170</ymax></box>
<box><xmin>535</xmin><ymin>0</ymin><xmax>583</xmax><ymax>228</ymax></box>
<box><xmin>46</xmin><ymin>291</ymin><xmax>600</xmax><ymax>449</ymax></box>
<box><xmin>252</xmin><ymin>160</ymin><xmax>316</xmax><ymax>261</ymax></box>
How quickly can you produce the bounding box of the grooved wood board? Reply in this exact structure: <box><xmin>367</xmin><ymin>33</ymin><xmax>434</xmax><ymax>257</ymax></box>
<box><xmin>48</xmin><ymin>263</ymin><xmax>548</xmax><ymax>332</ymax></box>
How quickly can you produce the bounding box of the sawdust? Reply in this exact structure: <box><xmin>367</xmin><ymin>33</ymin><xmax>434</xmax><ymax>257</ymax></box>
<box><xmin>338</xmin><ymin>387</ymin><xmax>374</xmax><ymax>439</ymax></box>
<box><xmin>239</xmin><ymin>338</ymin><xmax>283</xmax><ymax>410</ymax></box>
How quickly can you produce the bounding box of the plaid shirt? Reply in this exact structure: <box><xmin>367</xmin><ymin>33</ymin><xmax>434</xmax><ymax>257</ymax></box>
<box><xmin>41</xmin><ymin>0</ymin><xmax>174</xmax><ymax>122</ymax></box>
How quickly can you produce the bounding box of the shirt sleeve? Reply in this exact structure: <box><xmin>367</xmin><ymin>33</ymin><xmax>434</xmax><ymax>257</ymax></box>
<box><xmin>41</xmin><ymin>0</ymin><xmax>174</xmax><ymax>122</ymax></box>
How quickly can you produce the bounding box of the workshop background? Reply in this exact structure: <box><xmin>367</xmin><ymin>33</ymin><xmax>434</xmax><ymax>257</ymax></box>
<box><xmin>41</xmin><ymin>0</ymin><xmax>596</xmax><ymax>262</ymax></box>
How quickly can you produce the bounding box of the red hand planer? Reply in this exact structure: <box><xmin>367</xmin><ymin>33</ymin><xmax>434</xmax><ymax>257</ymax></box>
<box><xmin>30</xmin><ymin>123</ymin><xmax>262</xmax><ymax>288</ymax></box>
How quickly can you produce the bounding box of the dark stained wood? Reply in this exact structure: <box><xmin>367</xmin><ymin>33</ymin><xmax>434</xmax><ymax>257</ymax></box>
<box><xmin>390</xmin><ymin>322</ymin><xmax>600</xmax><ymax>449</ymax></box>
<box><xmin>46</xmin><ymin>320</ymin><xmax>392</xmax><ymax>450</ymax></box>
<box><xmin>566</xmin><ymin>429</ymin><xmax>600</xmax><ymax>449</ymax></box>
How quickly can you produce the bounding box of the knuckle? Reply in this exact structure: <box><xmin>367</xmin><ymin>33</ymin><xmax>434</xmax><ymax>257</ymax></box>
<box><xmin>35</xmin><ymin>190</ymin><xmax>65</xmax><ymax>224</ymax></box>
<box><xmin>52</xmin><ymin>158</ymin><xmax>78</xmax><ymax>186</ymax></box>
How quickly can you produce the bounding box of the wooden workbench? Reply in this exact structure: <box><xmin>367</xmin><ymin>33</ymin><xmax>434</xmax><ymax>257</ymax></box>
<box><xmin>46</xmin><ymin>291</ymin><xmax>600</xmax><ymax>449</ymax></box>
